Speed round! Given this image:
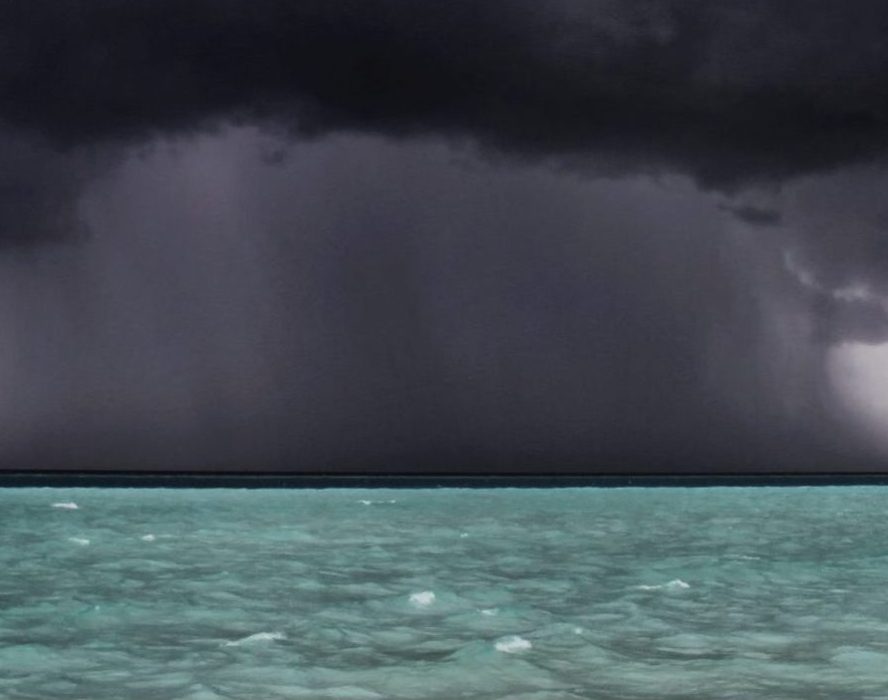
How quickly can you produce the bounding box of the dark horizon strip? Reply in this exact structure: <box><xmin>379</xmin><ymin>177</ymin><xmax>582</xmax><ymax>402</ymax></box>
<box><xmin>3</xmin><ymin>472</ymin><xmax>888</xmax><ymax>489</ymax></box>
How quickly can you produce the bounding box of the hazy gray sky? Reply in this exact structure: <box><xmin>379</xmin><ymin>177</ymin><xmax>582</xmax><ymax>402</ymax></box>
<box><xmin>2</xmin><ymin>1</ymin><xmax>888</xmax><ymax>472</ymax></box>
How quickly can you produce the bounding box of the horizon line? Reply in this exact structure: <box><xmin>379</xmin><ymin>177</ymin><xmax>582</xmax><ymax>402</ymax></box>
<box><xmin>2</xmin><ymin>471</ymin><xmax>888</xmax><ymax>488</ymax></box>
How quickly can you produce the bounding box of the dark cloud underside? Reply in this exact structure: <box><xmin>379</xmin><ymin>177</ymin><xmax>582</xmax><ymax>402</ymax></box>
<box><xmin>3</xmin><ymin>0</ymin><xmax>888</xmax><ymax>190</ymax></box>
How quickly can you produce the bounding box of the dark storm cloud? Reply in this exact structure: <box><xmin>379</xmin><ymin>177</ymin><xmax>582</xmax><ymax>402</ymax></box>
<box><xmin>809</xmin><ymin>293</ymin><xmax>888</xmax><ymax>345</ymax></box>
<box><xmin>719</xmin><ymin>204</ymin><xmax>782</xmax><ymax>228</ymax></box>
<box><xmin>771</xmin><ymin>167</ymin><xmax>888</xmax><ymax>345</ymax></box>
<box><xmin>3</xmin><ymin>0</ymin><xmax>888</xmax><ymax>253</ymax></box>
<box><xmin>784</xmin><ymin>168</ymin><xmax>888</xmax><ymax>295</ymax></box>
<box><xmin>0</xmin><ymin>130</ymin><xmax>102</xmax><ymax>245</ymax></box>
<box><xmin>3</xmin><ymin>0</ymin><xmax>888</xmax><ymax>190</ymax></box>
<box><xmin>0</xmin><ymin>2</ymin><xmax>887</xmax><ymax>472</ymax></box>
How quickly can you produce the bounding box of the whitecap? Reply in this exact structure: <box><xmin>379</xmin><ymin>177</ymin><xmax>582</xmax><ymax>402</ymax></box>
<box><xmin>68</xmin><ymin>537</ymin><xmax>90</xmax><ymax>546</ymax></box>
<box><xmin>637</xmin><ymin>579</ymin><xmax>690</xmax><ymax>591</ymax></box>
<box><xmin>52</xmin><ymin>502</ymin><xmax>79</xmax><ymax>510</ymax></box>
<box><xmin>480</xmin><ymin>608</ymin><xmax>499</xmax><ymax>616</ymax></box>
<box><xmin>141</xmin><ymin>534</ymin><xmax>157</xmax><ymax>542</ymax></box>
<box><xmin>409</xmin><ymin>591</ymin><xmax>436</xmax><ymax>607</ymax></box>
<box><xmin>665</xmin><ymin>579</ymin><xmax>690</xmax><ymax>590</ymax></box>
<box><xmin>495</xmin><ymin>635</ymin><xmax>532</xmax><ymax>653</ymax></box>
<box><xmin>223</xmin><ymin>631</ymin><xmax>286</xmax><ymax>647</ymax></box>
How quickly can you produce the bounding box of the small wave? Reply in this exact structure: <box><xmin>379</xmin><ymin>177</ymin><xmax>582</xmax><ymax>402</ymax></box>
<box><xmin>637</xmin><ymin>579</ymin><xmax>690</xmax><ymax>591</ymax></box>
<box><xmin>224</xmin><ymin>631</ymin><xmax>286</xmax><ymax>647</ymax></box>
<box><xmin>315</xmin><ymin>688</ymin><xmax>382</xmax><ymax>700</ymax></box>
<box><xmin>495</xmin><ymin>635</ymin><xmax>532</xmax><ymax>654</ymax></box>
<box><xmin>140</xmin><ymin>534</ymin><xmax>156</xmax><ymax>542</ymax></box>
<box><xmin>52</xmin><ymin>502</ymin><xmax>79</xmax><ymax>510</ymax></box>
<box><xmin>68</xmin><ymin>537</ymin><xmax>90</xmax><ymax>546</ymax></box>
<box><xmin>358</xmin><ymin>499</ymin><xmax>397</xmax><ymax>505</ymax></box>
<box><xmin>479</xmin><ymin>608</ymin><xmax>499</xmax><ymax>616</ymax></box>
<box><xmin>409</xmin><ymin>591</ymin><xmax>436</xmax><ymax>607</ymax></box>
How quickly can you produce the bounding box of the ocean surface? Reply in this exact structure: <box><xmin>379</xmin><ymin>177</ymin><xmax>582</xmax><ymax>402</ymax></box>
<box><xmin>2</xmin><ymin>486</ymin><xmax>888</xmax><ymax>699</ymax></box>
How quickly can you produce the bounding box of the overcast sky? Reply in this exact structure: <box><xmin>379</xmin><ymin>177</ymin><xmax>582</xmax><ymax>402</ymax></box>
<box><xmin>2</xmin><ymin>1</ymin><xmax>888</xmax><ymax>472</ymax></box>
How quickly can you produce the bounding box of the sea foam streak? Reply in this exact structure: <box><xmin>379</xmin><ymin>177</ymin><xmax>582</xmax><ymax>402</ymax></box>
<box><xmin>52</xmin><ymin>502</ymin><xmax>79</xmax><ymax>509</ymax></box>
<box><xmin>637</xmin><ymin>579</ymin><xmax>690</xmax><ymax>591</ymax></box>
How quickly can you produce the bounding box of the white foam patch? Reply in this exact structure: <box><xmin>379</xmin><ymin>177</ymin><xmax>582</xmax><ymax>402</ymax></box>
<box><xmin>52</xmin><ymin>502</ymin><xmax>79</xmax><ymax>510</ymax></box>
<box><xmin>68</xmin><ymin>537</ymin><xmax>90</xmax><ymax>546</ymax></box>
<box><xmin>495</xmin><ymin>635</ymin><xmax>532</xmax><ymax>654</ymax></box>
<box><xmin>573</xmin><ymin>627</ymin><xmax>584</xmax><ymax>634</ymax></box>
<box><xmin>480</xmin><ymin>608</ymin><xmax>498</xmax><ymax>616</ymax></box>
<box><xmin>224</xmin><ymin>631</ymin><xmax>286</xmax><ymax>647</ymax></box>
<box><xmin>359</xmin><ymin>499</ymin><xmax>397</xmax><ymax>505</ymax></box>
<box><xmin>637</xmin><ymin>579</ymin><xmax>690</xmax><ymax>591</ymax></box>
<box><xmin>459</xmin><ymin>532</ymin><xmax>469</xmax><ymax>538</ymax></box>
<box><xmin>409</xmin><ymin>591</ymin><xmax>436</xmax><ymax>607</ymax></box>
<box><xmin>141</xmin><ymin>534</ymin><xmax>156</xmax><ymax>542</ymax></box>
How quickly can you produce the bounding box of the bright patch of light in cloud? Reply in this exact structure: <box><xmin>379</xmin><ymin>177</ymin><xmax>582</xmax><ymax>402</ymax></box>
<box><xmin>829</xmin><ymin>341</ymin><xmax>888</xmax><ymax>447</ymax></box>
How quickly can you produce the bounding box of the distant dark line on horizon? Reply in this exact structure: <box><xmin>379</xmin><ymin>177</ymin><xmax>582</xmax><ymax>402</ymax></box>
<box><xmin>2</xmin><ymin>471</ymin><xmax>888</xmax><ymax>488</ymax></box>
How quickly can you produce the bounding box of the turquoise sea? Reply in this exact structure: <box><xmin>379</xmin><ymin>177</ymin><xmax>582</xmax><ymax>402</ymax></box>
<box><xmin>2</xmin><ymin>486</ymin><xmax>888</xmax><ymax>699</ymax></box>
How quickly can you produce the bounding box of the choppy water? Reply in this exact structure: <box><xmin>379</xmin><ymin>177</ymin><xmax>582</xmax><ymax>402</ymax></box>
<box><xmin>2</xmin><ymin>486</ymin><xmax>888</xmax><ymax>699</ymax></box>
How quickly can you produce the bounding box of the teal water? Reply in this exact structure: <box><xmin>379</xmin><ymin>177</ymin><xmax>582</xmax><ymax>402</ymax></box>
<box><xmin>2</xmin><ymin>487</ymin><xmax>888</xmax><ymax>699</ymax></box>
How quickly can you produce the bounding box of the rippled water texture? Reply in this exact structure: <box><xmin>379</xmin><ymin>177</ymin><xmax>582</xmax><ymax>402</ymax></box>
<box><xmin>2</xmin><ymin>486</ymin><xmax>888</xmax><ymax>699</ymax></box>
